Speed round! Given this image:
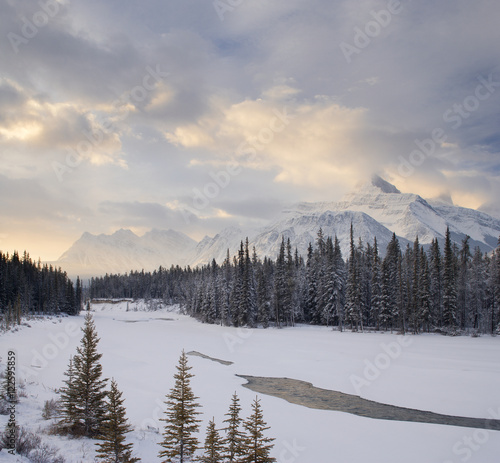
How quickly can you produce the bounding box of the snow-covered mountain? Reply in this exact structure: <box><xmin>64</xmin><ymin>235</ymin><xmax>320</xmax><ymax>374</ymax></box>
<box><xmin>55</xmin><ymin>176</ymin><xmax>500</xmax><ymax>276</ymax></box>
<box><xmin>189</xmin><ymin>226</ymin><xmax>244</xmax><ymax>267</ymax></box>
<box><xmin>186</xmin><ymin>210</ymin><xmax>408</xmax><ymax>268</ymax></box>
<box><xmin>335</xmin><ymin>176</ymin><xmax>500</xmax><ymax>251</ymax></box>
<box><xmin>56</xmin><ymin>229</ymin><xmax>196</xmax><ymax>278</ymax></box>
<box><xmin>189</xmin><ymin>176</ymin><xmax>500</xmax><ymax>266</ymax></box>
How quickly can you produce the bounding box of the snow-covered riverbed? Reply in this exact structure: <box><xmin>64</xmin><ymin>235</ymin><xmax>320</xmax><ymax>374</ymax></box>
<box><xmin>2</xmin><ymin>301</ymin><xmax>499</xmax><ymax>462</ymax></box>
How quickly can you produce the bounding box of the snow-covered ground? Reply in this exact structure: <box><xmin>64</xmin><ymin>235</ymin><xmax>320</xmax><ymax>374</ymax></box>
<box><xmin>1</xmin><ymin>301</ymin><xmax>500</xmax><ymax>462</ymax></box>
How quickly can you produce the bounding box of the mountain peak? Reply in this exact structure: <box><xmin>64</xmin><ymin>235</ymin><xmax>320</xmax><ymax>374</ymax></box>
<box><xmin>112</xmin><ymin>228</ymin><xmax>137</xmax><ymax>238</ymax></box>
<box><xmin>428</xmin><ymin>192</ymin><xmax>454</xmax><ymax>206</ymax></box>
<box><xmin>370</xmin><ymin>175</ymin><xmax>401</xmax><ymax>194</ymax></box>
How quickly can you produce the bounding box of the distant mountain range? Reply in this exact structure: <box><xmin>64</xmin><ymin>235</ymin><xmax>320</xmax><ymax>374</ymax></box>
<box><xmin>55</xmin><ymin>176</ymin><xmax>500</xmax><ymax>278</ymax></box>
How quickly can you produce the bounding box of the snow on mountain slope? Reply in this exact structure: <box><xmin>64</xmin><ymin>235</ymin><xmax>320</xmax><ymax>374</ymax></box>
<box><xmin>299</xmin><ymin>175</ymin><xmax>500</xmax><ymax>250</ymax></box>
<box><xmin>250</xmin><ymin>209</ymin><xmax>410</xmax><ymax>261</ymax></box>
<box><xmin>189</xmin><ymin>226</ymin><xmax>244</xmax><ymax>267</ymax></box>
<box><xmin>56</xmin><ymin>229</ymin><xmax>196</xmax><ymax>278</ymax></box>
<box><xmin>55</xmin><ymin>176</ymin><xmax>500</xmax><ymax>276</ymax></box>
<box><xmin>190</xmin><ymin>176</ymin><xmax>500</xmax><ymax>266</ymax></box>
<box><xmin>429</xmin><ymin>202</ymin><xmax>500</xmax><ymax>250</ymax></box>
<box><xmin>310</xmin><ymin>178</ymin><xmax>447</xmax><ymax>244</ymax></box>
<box><xmin>188</xmin><ymin>210</ymin><xmax>407</xmax><ymax>268</ymax></box>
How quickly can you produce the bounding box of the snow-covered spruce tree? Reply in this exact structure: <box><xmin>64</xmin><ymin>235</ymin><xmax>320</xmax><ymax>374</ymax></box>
<box><xmin>197</xmin><ymin>418</ymin><xmax>225</xmax><ymax>463</ymax></box>
<box><xmin>380</xmin><ymin>233</ymin><xmax>400</xmax><ymax>332</ymax></box>
<box><xmin>256</xmin><ymin>260</ymin><xmax>271</xmax><ymax>328</ymax></box>
<box><xmin>273</xmin><ymin>238</ymin><xmax>287</xmax><ymax>328</ymax></box>
<box><xmin>159</xmin><ymin>350</ymin><xmax>202</xmax><ymax>463</ymax></box>
<box><xmin>96</xmin><ymin>379</ymin><xmax>140</xmax><ymax>463</ymax></box>
<box><xmin>419</xmin><ymin>248</ymin><xmax>432</xmax><ymax>333</ymax></box>
<box><xmin>428</xmin><ymin>238</ymin><xmax>443</xmax><ymax>327</ymax></box>
<box><xmin>493</xmin><ymin>238</ymin><xmax>500</xmax><ymax>332</ymax></box>
<box><xmin>304</xmin><ymin>243</ymin><xmax>318</xmax><ymax>324</ymax></box>
<box><xmin>409</xmin><ymin>237</ymin><xmax>421</xmax><ymax>334</ymax></box>
<box><xmin>370</xmin><ymin>238</ymin><xmax>382</xmax><ymax>330</ymax></box>
<box><xmin>443</xmin><ymin>227</ymin><xmax>458</xmax><ymax>330</ymax></box>
<box><xmin>223</xmin><ymin>393</ymin><xmax>246</xmax><ymax>463</ymax></box>
<box><xmin>457</xmin><ymin>235</ymin><xmax>471</xmax><ymax>330</ymax></box>
<box><xmin>60</xmin><ymin>312</ymin><xmax>108</xmax><ymax>437</ymax></box>
<box><xmin>345</xmin><ymin>224</ymin><xmax>362</xmax><ymax>331</ymax></box>
<box><xmin>469</xmin><ymin>246</ymin><xmax>486</xmax><ymax>332</ymax></box>
<box><xmin>241</xmin><ymin>397</ymin><xmax>276</xmax><ymax>463</ymax></box>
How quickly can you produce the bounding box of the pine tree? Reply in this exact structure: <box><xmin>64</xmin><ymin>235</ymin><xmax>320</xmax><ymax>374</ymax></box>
<box><xmin>59</xmin><ymin>356</ymin><xmax>78</xmax><ymax>431</ymax></box>
<box><xmin>345</xmin><ymin>224</ymin><xmax>361</xmax><ymax>330</ymax></box>
<box><xmin>493</xmin><ymin>238</ymin><xmax>500</xmax><ymax>332</ymax></box>
<box><xmin>428</xmin><ymin>238</ymin><xmax>443</xmax><ymax>327</ymax></box>
<box><xmin>419</xmin><ymin>248</ymin><xmax>432</xmax><ymax>332</ymax></box>
<box><xmin>159</xmin><ymin>351</ymin><xmax>202</xmax><ymax>463</ymax></box>
<box><xmin>273</xmin><ymin>238</ymin><xmax>287</xmax><ymax>328</ymax></box>
<box><xmin>284</xmin><ymin>238</ymin><xmax>297</xmax><ymax>327</ymax></box>
<box><xmin>304</xmin><ymin>243</ymin><xmax>319</xmax><ymax>324</ymax></box>
<box><xmin>197</xmin><ymin>419</ymin><xmax>225</xmax><ymax>463</ymax></box>
<box><xmin>469</xmin><ymin>247</ymin><xmax>485</xmax><ymax>332</ymax></box>
<box><xmin>443</xmin><ymin>227</ymin><xmax>458</xmax><ymax>330</ymax></box>
<box><xmin>370</xmin><ymin>238</ymin><xmax>382</xmax><ymax>330</ymax></box>
<box><xmin>241</xmin><ymin>397</ymin><xmax>276</xmax><ymax>463</ymax></box>
<box><xmin>409</xmin><ymin>237</ymin><xmax>421</xmax><ymax>334</ymax></box>
<box><xmin>322</xmin><ymin>236</ymin><xmax>345</xmax><ymax>329</ymax></box>
<box><xmin>457</xmin><ymin>236</ymin><xmax>471</xmax><ymax>329</ymax></box>
<box><xmin>60</xmin><ymin>313</ymin><xmax>108</xmax><ymax>437</ymax></box>
<box><xmin>96</xmin><ymin>379</ymin><xmax>140</xmax><ymax>463</ymax></box>
<box><xmin>380</xmin><ymin>233</ymin><xmax>400</xmax><ymax>332</ymax></box>
<box><xmin>223</xmin><ymin>393</ymin><xmax>245</xmax><ymax>463</ymax></box>
<box><xmin>256</xmin><ymin>264</ymin><xmax>271</xmax><ymax>328</ymax></box>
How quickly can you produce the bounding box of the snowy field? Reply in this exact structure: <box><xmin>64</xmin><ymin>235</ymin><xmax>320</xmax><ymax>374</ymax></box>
<box><xmin>1</xmin><ymin>300</ymin><xmax>500</xmax><ymax>462</ymax></box>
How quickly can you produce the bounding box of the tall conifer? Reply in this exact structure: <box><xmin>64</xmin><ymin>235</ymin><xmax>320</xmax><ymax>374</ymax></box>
<box><xmin>60</xmin><ymin>313</ymin><xmax>108</xmax><ymax>437</ymax></box>
<box><xmin>223</xmin><ymin>393</ymin><xmax>245</xmax><ymax>462</ymax></box>
<box><xmin>241</xmin><ymin>397</ymin><xmax>276</xmax><ymax>463</ymax></box>
<box><xmin>198</xmin><ymin>419</ymin><xmax>225</xmax><ymax>463</ymax></box>
<box><xmin>159</xmin><ymin>351</ymin><xmax>202</xmax><ymax>463</ymax></box>
<box><xmin>96</xmin><ymin>379</ymin><xmax>140</xmax><ymax>462</ymax></box>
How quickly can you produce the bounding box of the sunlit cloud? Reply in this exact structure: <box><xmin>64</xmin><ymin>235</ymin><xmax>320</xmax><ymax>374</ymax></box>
<box><xmin>0</xmin><ymin>0</ymin><xmax>499</xmax><ymax>260</ymax></box>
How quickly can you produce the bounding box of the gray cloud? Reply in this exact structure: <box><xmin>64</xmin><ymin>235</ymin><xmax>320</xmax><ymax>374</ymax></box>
<box><xmin>1</xmin><ymin>0</ymin><xmax>500</xmax><ymax>258</ymax></box>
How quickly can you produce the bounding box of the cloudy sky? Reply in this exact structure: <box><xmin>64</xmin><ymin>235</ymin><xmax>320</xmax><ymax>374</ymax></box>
<box><xmin>1</xmin><ymin>0</ymin><xmax>500</xmax><ymax>260</ymax></box>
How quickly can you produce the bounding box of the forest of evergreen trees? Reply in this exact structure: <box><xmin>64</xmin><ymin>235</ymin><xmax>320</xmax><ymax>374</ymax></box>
<box><xmin>0</xmin><ymin>250</ymin><xmax>82</xmax><ymax>323</ymax></box>
<box><xmin>89</xmin><ymin>227</ymin><xmax>500</xmax><ymax>335</ymax></box>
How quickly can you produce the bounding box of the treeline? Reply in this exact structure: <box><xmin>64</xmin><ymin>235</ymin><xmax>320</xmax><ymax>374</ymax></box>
<box><xmin>0</xmin><ymin>250</ymin><xmax>82</xmax><ymax>323</ymax></box>
<box><xmin>89</xmin><ymin>227</ymin><xmax>500</xmax><ymax>335</ymax></box>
